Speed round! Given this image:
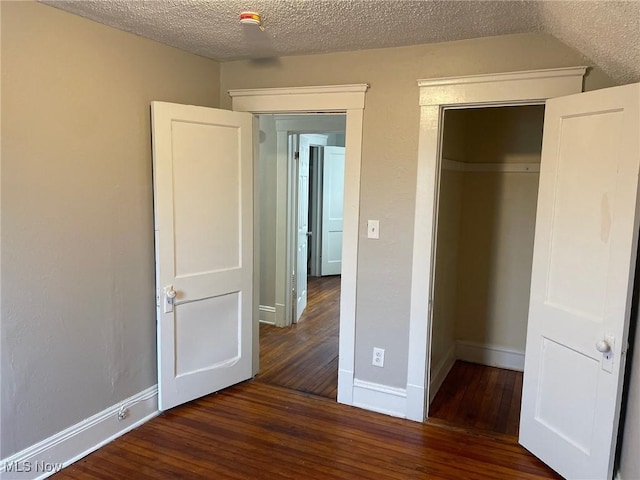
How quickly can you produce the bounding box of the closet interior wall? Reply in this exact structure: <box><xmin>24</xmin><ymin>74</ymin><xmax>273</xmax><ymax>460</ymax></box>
<box><xmin>430</xmin><ymin>105</ymin><xmax>546</xmax><ymax>400</ymax></box>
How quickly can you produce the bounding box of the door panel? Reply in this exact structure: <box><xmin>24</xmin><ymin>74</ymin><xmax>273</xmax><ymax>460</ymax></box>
<box><xmin>321</xmin><ymin>146</ymin><xmax>345</xmax><ymax>276</ymax></box>
<box><xmin>296</xmin><ymin>135</ymin><xmax>310</xmax><ymax>321</ymax></box>
<box><xmin>520</xmin><ymin>83</ymin><xmax>640</xmax><ymax>480</ymax></box>
<box><xmin>152</xmin><ymin>101</ymin><xmax>253</xmax><ymax>411</ymax></box>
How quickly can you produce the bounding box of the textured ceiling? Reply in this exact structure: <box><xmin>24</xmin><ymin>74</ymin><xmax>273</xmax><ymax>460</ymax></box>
<box><xmin>41</xmin><ymin>1</ymin><xmax>640</xmax><ymax>84</ymax></box>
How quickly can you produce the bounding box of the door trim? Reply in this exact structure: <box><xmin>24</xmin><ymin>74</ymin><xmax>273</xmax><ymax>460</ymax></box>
<box><xmin>407</xmin><ymin>67</ymin><xmax>586</xmax><ymax>421</ymax></box>
<box><xmin>275</xmin><ymin>119</ymin><xmax>343</xmax><ymax>328</ymax></box>
<box><xmin>229</xmin><ymin>84</ymin><xmax>368</xmax><ymax>407</ymax></box>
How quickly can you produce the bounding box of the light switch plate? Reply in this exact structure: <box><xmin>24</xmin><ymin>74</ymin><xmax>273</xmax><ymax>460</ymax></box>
<box><xmin>367</xmin><ymin>220</ymin><xmax>380</xmax><ymax>239</ymax></box>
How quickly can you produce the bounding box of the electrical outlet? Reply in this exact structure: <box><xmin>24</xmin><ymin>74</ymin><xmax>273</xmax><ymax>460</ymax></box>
<box><xmin>372</xmin><ymin>347</ymin><xmax>385</xmax><ymax>367</ymax></box>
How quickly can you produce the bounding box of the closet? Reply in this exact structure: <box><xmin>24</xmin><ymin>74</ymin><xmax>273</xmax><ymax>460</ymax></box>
<box><xmin>429</xmin><ymin>105</ymin><xmax>545</xmax><ymax>436</ymax></box>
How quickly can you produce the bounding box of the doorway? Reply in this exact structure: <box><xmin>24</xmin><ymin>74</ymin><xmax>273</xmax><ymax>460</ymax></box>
<box><xmin>228</xmin><ymin>83</ymin><xmax>367</xmax><ymax>408</ymax></box>
<box><xmin>428</xmin><ymin>105</ymin><xmax>545</xmax><ymax>437</ymax></box>
<box><xmin>255</xmin><ymin>113</ymin><xmax>346</xmax><ymax>399</ymax></box>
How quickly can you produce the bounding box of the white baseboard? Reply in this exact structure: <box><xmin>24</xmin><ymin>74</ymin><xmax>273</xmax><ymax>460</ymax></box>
<box><xmin>275</xmin><ymin>303</ymin><xmax>286</xmax><ymax>327</ymax></box>
<box><xmin>0</xmin><ymin>386</ymin><xmax>158</xmax><ymax>480</ymax></box>
<box><xmin>429</xmin><ymin>344</ymin><xmax>456</xmax><ymax>403</ymax></box>
<box><xmin>337</xmin><ymin>368</ymin><xmax>354</xmax><ymax>406</ymax></box>
<box><xmin>352</xmin><ymin>379</ymin><xmax>407</xmax><ymax>418</ymax></box>
<box><xmin>456</xmin><ymin>340</ymin><xmax>525</xmax><ymax>371</ymax></box>
<box><xmin>405</xmin><ymin>383</ymin><xmax>427</xmax><ymax>422</ymax></box>
<box><xmin>258</xmin><ymin>305</ymin><xmax>276</xmax><ymax>325</ymax></box>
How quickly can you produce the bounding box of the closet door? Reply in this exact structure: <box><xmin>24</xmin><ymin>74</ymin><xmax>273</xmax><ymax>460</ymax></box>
<box><xmin>520</xmin><ymin>83</ymin><xmax>640</xmax><ymax>480</ymax></box>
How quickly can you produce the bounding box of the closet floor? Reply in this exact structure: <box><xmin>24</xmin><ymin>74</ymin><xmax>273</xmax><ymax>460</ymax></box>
<box><xmin>429</xmin><ymin>361</ymin><xmax>523</xmax><ymax>437</ymax></box>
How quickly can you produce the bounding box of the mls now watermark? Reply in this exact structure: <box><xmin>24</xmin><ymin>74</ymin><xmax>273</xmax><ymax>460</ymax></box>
<box><xmin>4</xmin><ymin>460</ymin><xmax>63</xmax><ymax>474</ymax></box>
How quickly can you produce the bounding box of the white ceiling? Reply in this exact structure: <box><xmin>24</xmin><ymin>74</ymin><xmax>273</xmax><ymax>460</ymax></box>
<box><xmin>42</xmin><ymin>1</ymin><xmax>640</xmax><ymax>84</ymax></box>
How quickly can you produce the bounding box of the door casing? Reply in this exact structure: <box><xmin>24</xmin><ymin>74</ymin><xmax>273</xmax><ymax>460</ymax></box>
<box><xmin>407</xmin><ymin>67</ymin><xmax>588</xmax><ymax>421</ymax></box>
<box><xmin>229</xmin><ymin>85</ymin><xmax>368</xmax><ymax>406</ymax></box>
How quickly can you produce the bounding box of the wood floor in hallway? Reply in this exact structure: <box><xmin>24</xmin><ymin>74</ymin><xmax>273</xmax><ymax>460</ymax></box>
<box><xmin>256</xmin><ymin>275</ymin><xmax>340</xmax><ymax>399</ymax></box>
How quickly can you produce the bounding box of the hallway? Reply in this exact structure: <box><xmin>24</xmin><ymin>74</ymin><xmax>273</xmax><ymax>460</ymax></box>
<box><xmin>257</xmin><ymin>275</ymin><xmax>340</xmax><ymax>399</ymax></box>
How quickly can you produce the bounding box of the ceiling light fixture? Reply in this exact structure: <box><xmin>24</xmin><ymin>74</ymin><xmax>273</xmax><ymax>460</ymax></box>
<box><xmin>240</xmin><ymin>11</ymin><xmax>264</xmax><ymax>31</ymax></box>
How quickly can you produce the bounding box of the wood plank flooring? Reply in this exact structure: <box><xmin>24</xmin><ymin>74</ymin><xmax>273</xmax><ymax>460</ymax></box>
<box><xmin>52</xmin><ymin>276</ymin><xmax>561</xmax><ymax>479</ymax></box>
<box><xmin>53</xmin><ymin>381</ymin><xmax>560</xmax><ymax>480</ymax></box>
<box><xmin>430</xmin><ymin>361</ymin><xmax>524</xmax><ymax>438</ymax></box>
<box><xmin>257</xmin><ymin>275</ymin><xmax>340</xmax><ymax>399</ymax></box>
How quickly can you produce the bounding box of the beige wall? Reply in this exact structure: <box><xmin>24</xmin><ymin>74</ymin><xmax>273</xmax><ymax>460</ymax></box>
<box><xmin>455</xmin><ymin>171</ymin><xmax>539</xmax><ymax>350</ymax></box>
<box><xmin>433</xmin><ymin>107</ymin><xmax>542</xmax><ymax>366</ymax></box>
<box><xmin>2</xmin><ymin>5</ymin><xmax>637</xmax><ymax>478</ymax></box>
<box><xmin>257</xmin><ymin>115</ymin><xmax>278</xmax><ymax>309</ymax></box>
<box><xmin>430</xmin><ymin>169</ymin><xmax>462</xmax><ymax>371</ymax></box>
<box><xmin>1</xmin><ymin>1</ymin><xmax>219</xmax><ymax>457</ymax></box>
<box><xmin>453</xmin><ymin>106</ymin><xmax>543</xmax><ymax>352</ymax></box>
<box><xmin>221</xmin><ymin>36</ymin><xmax>612</xmax><ymax>388</ymax></box>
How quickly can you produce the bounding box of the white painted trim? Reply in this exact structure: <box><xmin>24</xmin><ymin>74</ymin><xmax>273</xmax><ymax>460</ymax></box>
<box><xmin>405</xmin><ymin>383</ymin><xmax>427</xmax><ymax>422</ymax></box>
<box><xmin>429</xmin><ymin>344</ymin><xmax>456</xmax><ymax>403</ymax></box>
<box><xmin>229</xmin><ymin>84</ymin><xmax>368</xmax><ymax>112</ymax></box>
<box><xmin>408</xmin><ymin>67</ymin><xmax>586</xmax><ymax>423</ymax></box>
<box><xmin>229</xmin><ymin>84</ymin><xmax>368</xmax><ymax>98</ymax></box>
<box><xmin>442</xmin><ymin>158</ymin><xmax>540</xmax><ymax>173</ymax></box>
<box><xmin>0</xmin><ymin>386</ymin><xmax>158</xmax><ymax>480</ymax></box>
<box><xmin>230</xmin><ymin>85</ymin><xmax>367</xmax><ymax>410</ymax></box>
<box><xmin>337</xmin><ymin>368</ymin><xmax>354</xmax><ymax>405</ymax></box>
<box><xmin>259</xmin><ymin>305</ymin><xmax>276</xmax><ymax>325</ymax></box>
<box><xmin>418</xmin><ymin>67</ymin><xmax>587</xmax><ymax>106</ymax></box>
<box><xmin>274</xmin><ymin>130</ymin><xmax>290</xmax><ymax>328</ymax></box>
<box><xmin>274</xmin><ymin>302</ymin><xmax>287</xmax><ymax>328</ymax></box>
<box><xmin>252</xmin><ymin>115</ymin><xmax>261</xmax><ymax>375</ymax></box>
<box><xmin>352</xmin><ymin>379</ymin><xmax>407</xmax><ymax>418</ymax></box>
<box><xmin>418</xmin><ymin>67</ymin><xmax>588</xmax><ymax>89</ymax></box>
<box><xmin>456</xmin><ymin>341</ymin><xmax>525</xmax><ymax>371</ymax></box>
<box><xmin>337</xmin><ymin>107</ymin><xmax>364</xmax><ymax>407</ymax></box>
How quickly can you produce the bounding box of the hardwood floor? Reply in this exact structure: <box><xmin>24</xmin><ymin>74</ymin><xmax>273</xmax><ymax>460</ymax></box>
<box><xmin>52</xmin><ymin>277</ymin><xmax>560</xmax><ymax>479</ymax></box>
<box><xmin>429</xmin><ymin>361</ymin><xmax>523</xmax><ymax>438</ymax></box>
<box><xmin>257</xmin><ymin>275</ymin><xmax>340</xmax><ymax>399</ymax></box>
<box><xmin>53</xmin><ymin>381</ymin><xmax>560</xmax><ymax>480</ymax></box>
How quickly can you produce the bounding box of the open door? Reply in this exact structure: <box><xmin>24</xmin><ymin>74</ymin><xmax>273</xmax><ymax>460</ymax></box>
<box><xmin>295</xmin><ymin>135</ymin><xmax>311</xmax><ymax>322</ymax></box>
<box><xmin>520</xmin><ymin>83</ymin><xmax>640</xmax><ymax>479</ymax></box>
<box><xmin>321</xmin><ymin>146</ymin><xmax>346</xmax><ymax>276</ymax></box>
<box><xmin>151</xmin><ymin>102</ymin><xmax>254</xmax><ymax>411</ymax></box>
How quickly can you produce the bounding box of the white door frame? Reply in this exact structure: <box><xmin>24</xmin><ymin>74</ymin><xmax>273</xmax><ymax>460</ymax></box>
<box><xmin>294</xmin><ymin>132</ymin><xmax>330</xmax><ymax>323</ymax></box>
<box><xmin>229</xmin><ymin>84</ymin><xmax>368</xmax><ymax>407</ymax></box>
<box><xmin>276</xmin><ymin>122</ymin><xmax>341</xmax><ymax>327</ymax></box>
<box><xmin>406</xmin><ymin>67</ymin><xmax>586</xmax><ymax>422</ymax></box>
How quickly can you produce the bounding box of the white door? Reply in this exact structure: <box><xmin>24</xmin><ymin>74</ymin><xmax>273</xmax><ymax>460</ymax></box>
<box><xmin>295</xmin><ymin>135</ymin><xmax>311</xmax><ymax>322</ymax></box>
<box><xmin>520</xmin><ymin>83</ymin><xmax>640</xmax><ymax>480</ymax></box>
<box><xmin>321</xmin><ymin>146</ymin><xmax>345</xmax><ymax>276</ymax></box>
<box><xmin>151</xmin><ymin>101</ymin><xmax>254</xmax><ymax>411</ymax></box>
